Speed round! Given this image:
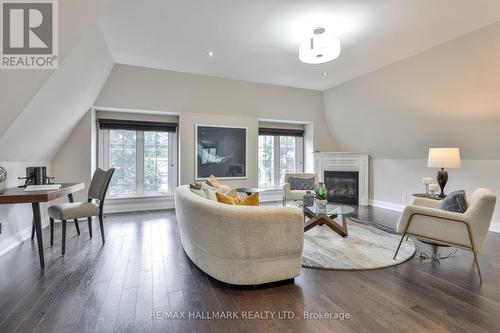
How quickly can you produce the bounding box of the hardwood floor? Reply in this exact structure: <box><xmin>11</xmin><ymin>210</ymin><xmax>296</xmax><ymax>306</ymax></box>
<box><xmin>0</xmin><ymin>206</ymin><xmax>499</xmax><ymax>332</ymax></box>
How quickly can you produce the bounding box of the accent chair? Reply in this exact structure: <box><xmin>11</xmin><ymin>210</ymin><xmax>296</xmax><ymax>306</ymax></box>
<box><xmin>283</xmin><ymin>173</ymin><xmax>319</xmax><ymax>206</ymax></box>
<box><xmin>394</xmin><ymin>188</ymin><xmax>496</xmax><ymax>282</ymax></box>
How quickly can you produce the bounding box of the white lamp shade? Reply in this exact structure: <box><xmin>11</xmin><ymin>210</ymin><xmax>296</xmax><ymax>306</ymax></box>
<box><xmin>299</xmin><ymin>35</ymin><xmax>341</xmax><ymax>64</ymax></box>
<box><xmin>427</xmin><ymin>148</ymin><xmax>461</xmax><ymax>168</ymax></box>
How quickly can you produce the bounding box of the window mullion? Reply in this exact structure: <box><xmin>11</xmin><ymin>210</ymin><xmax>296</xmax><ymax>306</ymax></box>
<box><xmin>274</xmin><ymin>135</ymin><xmax>280</xmax><ymax>187</ymax></box>
<box><xmin>137</xmin><ymin>131</ymin><xmax>145</xmax><ymax>195</ymax></box>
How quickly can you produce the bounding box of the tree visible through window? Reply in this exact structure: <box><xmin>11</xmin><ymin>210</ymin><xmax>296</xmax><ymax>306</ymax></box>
<box><xmin>103</xmin><ymin>128</ymin><xmax>176</xmax><ymax>196</ymax></box>
<box><xmin>258</xmin><ymin>134</ymin><xmax>303</xmax><ymax>188</ymax></box>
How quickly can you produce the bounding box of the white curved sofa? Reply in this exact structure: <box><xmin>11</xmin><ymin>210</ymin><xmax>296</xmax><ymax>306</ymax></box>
<box><xmin>174</xmin><ymin>185</ymin><xmax>304</xmax><ymax>285</ymax></box>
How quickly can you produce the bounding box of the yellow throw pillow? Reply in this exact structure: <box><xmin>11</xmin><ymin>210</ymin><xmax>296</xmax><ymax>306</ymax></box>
<box><xmin>207</xmin><ymin>175</ymin><xmax>220</xmax><ymax>188</ymax></box>
<box><xmin>216</xmin><ymin>192</ymin><xmax>260</xmax><ymax>206</ymax></box>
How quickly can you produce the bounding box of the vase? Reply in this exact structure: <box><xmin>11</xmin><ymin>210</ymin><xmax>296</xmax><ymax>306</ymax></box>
<box><xmin>316</xmin><ymin>199</ymin><xmax>327</xmax><ymax>213</ymax></box>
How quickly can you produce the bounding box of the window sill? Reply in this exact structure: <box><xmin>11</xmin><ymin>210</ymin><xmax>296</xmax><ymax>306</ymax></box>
<box><xmin>107</xmin><ymin>193</ymin><xmax>173</xmax><ymax>201</ymax></box>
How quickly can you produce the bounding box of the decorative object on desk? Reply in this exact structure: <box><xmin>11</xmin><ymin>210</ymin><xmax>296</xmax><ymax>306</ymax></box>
<box><xmin>303</xmin><ymin>190</ymin><xmax>314</xmax><ymax>207</ymax></box>
<box><xmin>422</xmin><ymin>177</ymin><xmax>432</xmax><ymax>194</ymax></box>
<box><xmin>0</xmin><ymin>166</ymin><xmax>7</xmax><ymax>184</ymax></box>
<box><xmin>18</xmin><ymin>166</ymin><xmax>55</xmax><ymax>187</ymax></box>
<box><xmin>314</xmin><ymin>182</ymin><xmax>328</xmax><ymax>213</ymax></box>
<box><xmin>427</xmin><ymin>148</ymin><xmax>461</xmax><ymax>198</ymax></box>
<box><xmin>195</xmin><ymin>125</ymin><xmax>247</xmax><ymax>179</ymax></box>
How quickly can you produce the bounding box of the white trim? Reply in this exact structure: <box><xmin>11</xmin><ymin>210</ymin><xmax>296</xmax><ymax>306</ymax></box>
<box><xmin>103</xmin><ymin>195</ymin><xmax>175</xmax><ymax>214</ymax></box>
<box><xmin>0</xmin><ymin>220</ymin><xmax>49</xmax><ymax>257</ymax></box>
<box><xmin>194</xmin><ymin>124</ymin><xmax>248</xmax><ymax>180</ymax></box>
<box><xmin>369</xmin><ymin>199</ymin><xmax>405</xmax><ymax>212</ymax></box>
<box><xmin>489</xmin><ymin>223</ymin><xmax>500</xmax><ymax>233</ymax></box>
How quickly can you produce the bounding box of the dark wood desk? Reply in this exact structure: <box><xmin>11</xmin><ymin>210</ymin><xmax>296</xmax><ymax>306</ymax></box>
<box><xmin>0</xmin><ymin>183</ymin><xmax>85</xmax><ymax>268</ymax></box>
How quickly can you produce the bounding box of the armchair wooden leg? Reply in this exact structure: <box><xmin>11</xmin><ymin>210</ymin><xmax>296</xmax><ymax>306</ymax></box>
<box><xmin>50</xmin><ymin>218</ymin><xmax>54</xmax><ymax>246</ymax></box>
<box><xmin>61</xmin><ymin>220</ymin><xmax>67</xmax><ymax>255</ymax></box>
<box><xmin>74</xmin><ymin>219</ymin><xmax>80</xmax><ymax>235</ymax></box>
<box><xmin>88</xmin><ymin>217</ymin><xmax>92</xmax><ymax>238</ymax></box>
<box><xmin>98</xmin><ymin>213</ymin><xmax>105</xmax><ymax>244</ymax></box>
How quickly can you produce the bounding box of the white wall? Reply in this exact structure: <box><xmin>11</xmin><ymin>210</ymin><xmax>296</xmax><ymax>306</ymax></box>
<box><xmin>94</xmin><ymin>64</ymin><xmax>336</xmax><ymax>187</ymax></box>
<box><xmin>323</xmin><ymin>22</ymin><xmax>500</xmax><ymax>231</ymax></box>
<box><xmin>0</xmin><ymin>28</ymin><xmax>114</xmax><ymax>256</ymax></box>
<box><xmin>0</xmin><ymin>162</ymin><xmax>51</xmax><ymax>256</ymax></box>
<box><xmin>323</xmin><ymin>21</ymin><xmax>500</xmax><ymax>159</ymax></box>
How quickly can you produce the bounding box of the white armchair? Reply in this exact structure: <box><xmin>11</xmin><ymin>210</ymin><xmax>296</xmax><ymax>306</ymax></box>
<box><xmin>283</xmin><ymin>173</ymin><xmax>319</xmax><ymax>206</ymax></box>
<box><xmin>394</xmin><ymin>188</ymin><xmax>496</xmax><ymax>282</ymax></box>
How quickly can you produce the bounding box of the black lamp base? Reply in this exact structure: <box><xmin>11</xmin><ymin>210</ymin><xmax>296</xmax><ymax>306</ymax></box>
<box><xmin>436</xmin><ymin>168</ymin><xmax>448</xmax><ymax>198</ymax></box>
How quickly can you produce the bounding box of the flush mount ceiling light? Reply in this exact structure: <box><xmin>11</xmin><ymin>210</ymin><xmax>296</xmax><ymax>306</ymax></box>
<box><xmin>299</xmin><ymin>27</ymin><xmax>341</xmax><ymax>64</ymax></box>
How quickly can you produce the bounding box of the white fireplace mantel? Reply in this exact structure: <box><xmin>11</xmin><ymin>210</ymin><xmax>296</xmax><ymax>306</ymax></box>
<box><xmin>313</xmin><ymin>152</ymin><xmax>371</xmax><ymax>206</ymax></box>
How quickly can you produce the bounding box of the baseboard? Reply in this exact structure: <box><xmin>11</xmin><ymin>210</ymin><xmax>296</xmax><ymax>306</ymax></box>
<box><xmin>369</xmin><ymin>199</ymin><xmax>405</xmax><ymax>212</ymax></box>
<box><xmin>0</xmin><ymin>221</ymin><xmax>49</xmax><ymax>257</ymax></box>
<box><xmin>103</xmin><ymin>195</ymin><xmax>175</xmax><ymax>214</ymax></box>
<box><xmin>490</xmin><ymin>223</ymin><xmax>500</xmax><ymax>233</ymax></box>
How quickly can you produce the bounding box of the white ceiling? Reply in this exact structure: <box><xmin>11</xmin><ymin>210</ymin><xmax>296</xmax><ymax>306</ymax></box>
<box><xmin>100</xmin><ymin>0</ymin><xmax>500</xmax><ymax>90</ymax></box>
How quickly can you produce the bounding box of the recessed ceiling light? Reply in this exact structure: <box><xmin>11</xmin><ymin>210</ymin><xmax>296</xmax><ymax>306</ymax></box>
<box><xmin>299</xmin><ymin>27</ymin><xmax>340</xmax><ymax>64</ymax></box>
<box><xmin>322</xmin><ymin>72</ymin><xmax>328</xmax><ymax>76</ymax></box>
<box><xmin>207</xmin><ymin>51</ymin><xmax>214</xmax><ymax>57</ymax></box>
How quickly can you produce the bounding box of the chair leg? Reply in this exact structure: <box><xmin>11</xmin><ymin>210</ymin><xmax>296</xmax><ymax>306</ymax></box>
<box><xmin>74</xmin><ymin>219</ymin><xmax>80</xmax><ymax>235</ymax></box>
<box><xmin>98</xmin><ymin>213</ymin><xmax>105</xmax><ymax>244</ymax></box>
<box><xmin>50</xmin><ymin>218</ymin><xmax>54</xmax><ymax>246</ymax></box>
<box><xmin>61</xmin><ymin>220</ymin><xmax>67</xmax><ymax>255</ymax></box>
<box><xmin>473</xmin><ymin>251</ymin><xmax>483</xmax><ymax>283</ymax></box>
<box><xmin>88</xmin><ymin>217</ymin><xmax>92</xmax><ymax>238</ymax></box>
<box><xmin>393</xmin><ymin>234</ymin><xmax>406</xmax><ymax>260</ymax></box>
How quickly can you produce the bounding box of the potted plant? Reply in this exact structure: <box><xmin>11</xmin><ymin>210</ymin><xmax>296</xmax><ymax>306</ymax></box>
<box><xmin>314</xmin><ymin>183</ymin><xmax>328</xmax><ymax>212</ymax></box>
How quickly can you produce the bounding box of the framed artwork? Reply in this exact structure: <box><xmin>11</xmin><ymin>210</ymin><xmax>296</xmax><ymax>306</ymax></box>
<box><xmin>195</xmin><ymin>125</ymin><xmax>247</xmax><ymax>179</ymax></box>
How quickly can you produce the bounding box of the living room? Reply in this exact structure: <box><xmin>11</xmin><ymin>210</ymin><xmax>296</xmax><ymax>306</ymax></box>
<box><xmin>0</xmin><ymin>1</ymin><xmax>499</xmax><ymax>332</ymax></box>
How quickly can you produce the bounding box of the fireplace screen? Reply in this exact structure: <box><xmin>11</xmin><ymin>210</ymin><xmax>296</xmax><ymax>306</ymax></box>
<box><xmin>324</xmin><ymin>171</ymin><xmax>359</xmax><ymax>204</ymax></box>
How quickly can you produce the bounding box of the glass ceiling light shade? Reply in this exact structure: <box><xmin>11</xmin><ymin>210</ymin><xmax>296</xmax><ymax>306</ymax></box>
<box><xmin>299</xmin><ymin>27</ymin><xmax>341</xmax><ymax>64</ymax></box>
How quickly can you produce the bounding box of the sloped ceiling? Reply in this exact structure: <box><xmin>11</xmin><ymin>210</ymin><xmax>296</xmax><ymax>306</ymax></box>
<box><xmin>0</xmin><ymin>0</ymin><xmax>114</xmax><ymax>161</ymax></box>
<box><xmin>100</xmin><ymin>0</ymin><xmax>500</xmax><ymax>90</ymax></box>
<box><xmin>323</xmin><ymin>21</ymin><xmax>500</xmax><ymax>159</ymax></box>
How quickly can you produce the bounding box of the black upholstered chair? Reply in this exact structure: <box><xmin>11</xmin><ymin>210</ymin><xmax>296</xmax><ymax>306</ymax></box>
<box><xmin>48</xmin><ymin>168</ymin><xmax>114</xmax><ymax>254</ymax></box>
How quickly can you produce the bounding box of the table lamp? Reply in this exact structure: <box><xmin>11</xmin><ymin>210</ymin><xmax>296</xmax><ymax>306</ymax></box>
<box><xmin>427</xmin><ymin>148</ymin><xmax>461</xmax><ymax>198</ymax></box>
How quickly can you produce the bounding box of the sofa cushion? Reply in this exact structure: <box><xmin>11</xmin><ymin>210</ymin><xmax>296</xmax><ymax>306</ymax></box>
<box><xmin>441</xmin><ymin>190</ymin><xmax>467</xmax><ymax>213</ymax></box>
<box><xmin>289</xmin><ymin>176</ymin><xmax>316</xmax><ymax>190</ymax></box>
<box><xmin>201</xmin><ymin>183</ymin><xmax>218</xmax><ymax>200</ymax></box>
<box><xmin>190</xmin><ymin>188</ymin><xmax>206</xmax><ymax>198</ymax></box>
<box><xmin>216</xmin><ymin>192</ymin><xmax>260</xmax><ymax>206</ymax></box>
<box><xmin>206</xmin><ymin>175</ymin><xmax>221</xmax><ymax>188</ymax></box>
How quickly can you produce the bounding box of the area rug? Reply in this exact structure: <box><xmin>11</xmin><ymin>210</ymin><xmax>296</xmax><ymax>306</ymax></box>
<box><xmin>302</xmin><ymin>220</ymin><xmax>416</xmax><ymax>270</ymax></box>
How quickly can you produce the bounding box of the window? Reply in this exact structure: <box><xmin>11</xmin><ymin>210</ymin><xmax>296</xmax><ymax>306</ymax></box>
<box><xmin>99</xmin><ymin>119</ymin><xmax>177</xmax><ymax>197</ymax></box>
<box><xmin>258</xmin><ymin>128</ymin><xmax>304</xmax><ymax>188</ymax></box>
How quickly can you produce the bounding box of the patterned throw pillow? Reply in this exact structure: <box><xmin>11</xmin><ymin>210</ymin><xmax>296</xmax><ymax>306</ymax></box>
<box><xmin>441</xmin><ymin>190</ymin><xmax>467</xmax><ymax>213</ymax></box>
<box><xmin>289</xmin><ymin>176</ymin><xmax>316</xmax><ymax>191</ymax></box>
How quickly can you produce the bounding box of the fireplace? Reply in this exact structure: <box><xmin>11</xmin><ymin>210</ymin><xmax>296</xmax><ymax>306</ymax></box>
<box><xmin>324</xmin><ymin>171</ymin><xmax>359</xmax><ymax>204</ymax></box>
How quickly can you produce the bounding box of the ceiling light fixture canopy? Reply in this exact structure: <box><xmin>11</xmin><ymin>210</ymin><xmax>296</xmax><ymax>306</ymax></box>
<box><xmin>299</xmin><ymin>27</ymin><xmax>340</xmax><ymax>64</ymax></box>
